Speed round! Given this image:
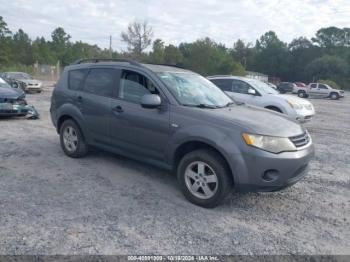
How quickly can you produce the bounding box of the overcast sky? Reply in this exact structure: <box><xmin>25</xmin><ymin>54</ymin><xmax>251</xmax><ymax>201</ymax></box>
<box><xmin>1</xmin><ymin>0</ymin><xmax>349</xmax><ymax>50</ymax></box>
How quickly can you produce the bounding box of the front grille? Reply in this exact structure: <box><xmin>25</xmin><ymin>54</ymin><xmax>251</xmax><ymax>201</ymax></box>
<box><xmin>0</xmin><ymin>109</ymin><xmax>17</xmax><ymax>113</ymax></box>
<box><xmin>289</xmin><ymin>132</ymin><xmax>310</xmax><ymax>148</ymax></box>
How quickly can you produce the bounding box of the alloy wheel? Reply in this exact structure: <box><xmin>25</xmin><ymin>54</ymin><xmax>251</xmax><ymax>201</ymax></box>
<box><xmin>63</xmin><ymin>126</ymin><xmax>78</xmax><ymax>152</ymax></box>
<box><xmin>184</xmin><ymin>161</ymin><xmax>218</xmax><ymax>199</ymax></box>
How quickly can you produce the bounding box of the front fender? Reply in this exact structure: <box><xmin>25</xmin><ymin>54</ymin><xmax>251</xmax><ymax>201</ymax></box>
<box><xmin>168</xmin><ymin>125</ymin><xmax>245</xmax><ymax>184</ymax></box>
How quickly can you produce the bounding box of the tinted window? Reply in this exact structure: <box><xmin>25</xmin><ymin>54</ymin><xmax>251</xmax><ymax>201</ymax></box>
<box><xmin>210</xmin><ymin>79</ymin><xmax>232</xmax><ymax>92</ymax></box>
<box><xmin>83</xmin><ymin>68</ymin><xmax>115</xmax><ymax>97</ymax></box>
<box><xmin>310</xmin><ymin>83</ymin><xmax>317</xmax><ymax>88</ymax></box>
<box><xmin>69</xmin><ymin>69</ymin><xmax>88</xmax><ymax>90</ymax></box>
<box><xmin>118</xmin><ymin>70</ymin><xmax>159</xmax><ymax>103</ymax></box>
<box><xmin>232</xmin><ymin>80</ymin><xmax>251</xmax><ymax>94</ymax></box>
<box><xmin>318</xmin><ymin>84</ymin><xmax>328</xmax><ymax>89</ymax></box>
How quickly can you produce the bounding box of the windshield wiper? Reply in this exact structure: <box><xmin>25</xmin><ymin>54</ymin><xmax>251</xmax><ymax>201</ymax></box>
<box><xmin>221</xmin><ymin>101</ymin><xmax>235</xmax><ymax>108</ymax></box>
<box><xmin>182</xmin><ymin>103</ymin><xmax>219</xmax><ymax>109</ymax></box>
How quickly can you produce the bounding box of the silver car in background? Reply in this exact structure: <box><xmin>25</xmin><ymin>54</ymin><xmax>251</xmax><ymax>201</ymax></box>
<box><xmin>208</xmin><ymin>76</ymin><xmax>315</xmax><ymax>122</ymax></box>
<box><xmin>4</xmin><ymin>72</ymin><xmax>43</xmax><ymax>93</ymax></box>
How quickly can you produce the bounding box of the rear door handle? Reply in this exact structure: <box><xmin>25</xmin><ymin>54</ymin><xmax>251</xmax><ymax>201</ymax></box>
<box><xmin>113</xmin><ymin>105</ymin><xmax>123</xmax><ymax>113</ymax></box>
<box><xmin>75</xmin><ymin>95</ymin><xmax>83</xmax><ymax>103</ymax></box>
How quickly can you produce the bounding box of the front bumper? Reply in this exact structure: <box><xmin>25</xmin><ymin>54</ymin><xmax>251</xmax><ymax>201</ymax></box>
<box><xmin>292</xmin><ymin>107</ymin><xmax>315</xmax><ymax>123</ymax></box>
<box><xmin>0</xmin><ymin>103</ymin><xmax>28</xmax><ymax>116</ymax></box>
<box><xmin>25</xmin><ymin>86</ymin><xmax>42</xmax><ymax>92</ymax></box>
<box><xmin>233</xmin><ymin>144</ymin><xmax>315</xmax><ymax>192</ymax></box>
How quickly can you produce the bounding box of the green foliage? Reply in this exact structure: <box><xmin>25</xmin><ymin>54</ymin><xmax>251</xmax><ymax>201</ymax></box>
<box><xmin>0</xmin><ymin>63</ymin><xmax>34</xmax><ymax>74</ymax></box>
<box><xmin>318</xmin><ymin>79</ymin><xmax>341</xmax><ymax>90</ymax></box>
<box><xmin>254</xmin><ymin>31</ymin><xmax>290</xmax><ymax>78</ymax></box>
<box><xmin>0</xmin><ymin>16</ymin><xmax>349</xmax><ymax>90</ymax></box>
<box><xmin>149</xmin><ymin>39</ymin><xmax>165</xmax><ymax>63</ymax></box>
<box><xmin>164</xmin><ymin>44</ymin><xmax>183</xmax><ymax>65</ymax></box>
<box><xmin>231</xmin><ymin>62</ymin><xmax>246</xmax><ymax>76</ymax></box>
<box><xmin>305</xmin><ymin>55</ymin><xmax>348</xmax><ymax>81</ymax></box>
<box><xmin>312</xmin><ymin>27</ymin><xmax>350</xmax><ymax>47</ymax></box>
<box><xmin>179</xmin><ymin>37</ymin><xmax>236</xmax><ymax>75</ymax></box>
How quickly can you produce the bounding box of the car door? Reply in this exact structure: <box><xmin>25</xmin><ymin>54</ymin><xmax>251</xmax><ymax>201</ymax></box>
<box><xmin>209</xmin><ymin>79</ymin><xmax>237</xmax><ymax>100</ymax></box>
<box><xmin>308</xmin><ymin>83</ymin><xmax>319</xmax><ymax>98</ymax></box>
<box><xmin>231</xmin><ymin>79</ymin><xmax>263</xmax><ymax>106</ymax></box>
<box><xmin>79</xmin><ymin>67</ymin><xmax>117</xmax><ymax>145</ymax></box>
<box><xmin>110</xmin><ymin>68</ymin><xmax>170</xmax><ymax>161</ymax></box>
<box><xmin>317</xmin><ymin>84</ymin><xmax>331</xmax><ymax>98</ymax></box>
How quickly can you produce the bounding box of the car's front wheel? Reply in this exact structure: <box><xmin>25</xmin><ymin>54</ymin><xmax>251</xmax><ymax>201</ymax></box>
<box><xmin>60</xmin><ymin>119</ymin><xmax>88</xmax><ymax>158</ymax></box>
<box><xmin>177</xmin><ymin>149</ymin><xmax>232</xmax><ymax>208</ymax></box>
<box><xmin>330</xmin><ymin>92</ymin><xmax>339</xmax><ymax>100</ymax></box>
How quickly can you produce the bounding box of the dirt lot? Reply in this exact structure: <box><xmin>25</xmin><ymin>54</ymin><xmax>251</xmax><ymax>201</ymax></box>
<box><xmin>0</xmin><ymin>86</ymin><xmax>349</xmax><ymax>255</ymax></box>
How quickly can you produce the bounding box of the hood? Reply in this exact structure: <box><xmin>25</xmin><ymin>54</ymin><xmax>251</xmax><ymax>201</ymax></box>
<box><xmin>17</xmin><ymin>79</ymin><xmax>41</xmax><ymax>84</ymax></box>
<box><xmin>203</xmin><ymin>104</ymin><xmax>304</xmax><ymax>137</ymax></box>
<box><xmin>275</xmin><ymin>94</ymin><xmax>311</xmax><ymax>105</ymax></box>
<box><xmin>0</xmin><ymin>86</ymin><xmax>24</xmax><ymax>99</ymax></box>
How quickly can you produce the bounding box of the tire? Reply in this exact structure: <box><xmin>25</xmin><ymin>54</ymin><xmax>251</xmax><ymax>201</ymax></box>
<box><xmin>330</xmin><ymin>92</ymin><xmax>339</xmax><ymax>100</ymax></box>
<box><xmin>37</xmin><ymin>90</ymin><xmax>42</xmax><ymax>93</ymax></box>
<box><xmin>177</xmin><ymin>149</ymin><xmax>232</xmax><ymax>208</ymax></box>
<box><xmin>298</xmin><ymin>90</ymin><xmax>306</xmax><ymax>98</ymax></box>
<box><xmin>266</xmin><ymin>106</ymin><xmax>282</xmax><ymax>113</ymax></box>
<box><xmin>59</xmin><ymin>119</ymin><xmax>88</xmax><ymax>158</ymax></box>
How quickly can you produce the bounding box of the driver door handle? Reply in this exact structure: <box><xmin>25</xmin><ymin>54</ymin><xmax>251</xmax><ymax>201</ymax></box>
<box><xmin>113</xmin><ymin>105</ymin><xmax>123</xmax><ymax>113</ymax></box>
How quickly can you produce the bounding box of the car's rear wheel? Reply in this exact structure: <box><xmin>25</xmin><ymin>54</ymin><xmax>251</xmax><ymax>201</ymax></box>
<box><xmin>177</xmin><ymin>149</ymin><xmax>232</xmax><ymax>208</ymax></box>
<box><xmin>330</xmin><ymin>92</ymin><xmax>339</xmax><ymax>100</ymax></box>
<box><xmin>60</xmin><ymin>119</ymin><xmax>88</xmax><ymax>158</ymax></box>
<box><xmin>298</xmin><ymin>90</ymin><xmax>306</xmax><ymax>98</ymax></box>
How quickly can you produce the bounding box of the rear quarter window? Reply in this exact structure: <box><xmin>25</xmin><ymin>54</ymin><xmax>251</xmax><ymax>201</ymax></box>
<box><xmin>68</xmin><ymin>69</ymin><xmax>88</xmax><ymax>90</ymax></box>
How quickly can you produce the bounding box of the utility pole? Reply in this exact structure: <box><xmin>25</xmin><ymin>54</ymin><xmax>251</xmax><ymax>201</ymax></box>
<box><xmin>109</xmin><ymin>35</ymin><xmax>112</xmax><ymax>58</ymax></box>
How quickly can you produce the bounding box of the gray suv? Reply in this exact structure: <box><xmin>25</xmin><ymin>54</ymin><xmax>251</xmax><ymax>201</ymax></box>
<box><xmin>50</xmin><ymin>59</ymin><xmax>314</xmax><ymax>208</ymax></box>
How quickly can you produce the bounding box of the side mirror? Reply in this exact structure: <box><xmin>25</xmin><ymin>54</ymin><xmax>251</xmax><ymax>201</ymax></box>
<box><xmin>141</xmin><ymin>94</ymin><xmax>161</xmax><ymax>109</ymax></box>
<box><xmin>247</xmin><ymin>88</ymin><xmax>256</xmax><ymax>95</ymax></box>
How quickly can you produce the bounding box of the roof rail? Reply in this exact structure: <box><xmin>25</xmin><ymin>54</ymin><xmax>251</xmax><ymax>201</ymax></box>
<box><xmin>70</xmin><ymin>58</ymin><xmax>142</xmax><ymax>67</ymax></box>
<box><xmin>145</xmin><ymin>63</ymin><xmax>185</xmax><ymax>69</ymax></box>
<box><xmin>206</xmin><ymin>75</ymin><xmax>233</xmax><ymax>78</ymax></box>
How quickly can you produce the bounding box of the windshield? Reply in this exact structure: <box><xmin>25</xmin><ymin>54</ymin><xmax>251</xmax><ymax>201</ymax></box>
<box><xmin>0</xmin><ymin>77</ymin><xmax>12</xmax><ymax>88</ymax></box>
<box><xmin>247</xmin><ymin>79</ymin><xmax>279</xmax><ymax>95</ymax></box>
<box><xmin>157</xmin><ymin>72</ymin><xmax>232</xmax><ymax>107</ymax></box>
<box><xmin>8</xmin><ymin>73</ymin><xmax>32</xmax><ymax>79</ymax></box>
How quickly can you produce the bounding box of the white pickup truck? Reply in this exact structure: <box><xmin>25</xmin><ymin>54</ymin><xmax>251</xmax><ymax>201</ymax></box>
<box><xmin>297</xmin><ymin>83</ymin><xmax>345</xmax><ymax>100</ymax></box>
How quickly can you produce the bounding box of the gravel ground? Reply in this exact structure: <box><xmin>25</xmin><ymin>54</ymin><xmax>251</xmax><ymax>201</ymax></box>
<box><xmin>0</xmin><ymin>87</ymin><xmax>349</xmax><ymax>255</ymax></box>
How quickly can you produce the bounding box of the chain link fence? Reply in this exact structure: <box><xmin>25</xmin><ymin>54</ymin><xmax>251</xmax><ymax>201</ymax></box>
<box><xmin>32</xmin><ymin>62</ymin><xmax>62</xmax><ymax>82</ymax></box>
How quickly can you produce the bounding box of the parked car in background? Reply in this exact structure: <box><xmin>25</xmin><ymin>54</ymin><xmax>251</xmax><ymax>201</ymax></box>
<box><xmin>277</xmin><ymin>82</ymin><xmax>296</xmax><ymax>93</ymax></box>
<box><xmin>0</xmin><ymin>77</ymin><xmax>28</xmax><ymax>117</ymax></box>
<box><xmin>293</xmin><ymin>82</ymin><xmax>308</xmax><ymax>94</ymax></box>
<box><xmin>208</xmin><ymin>76</ymin><xmax>315</xmax><ymax>123</ymax></box>
<box><xmin>298</xmin><ymin>83</ymin><xmax>345</xmax><ymax>99</ymax></box>
<box><xmin>4</xmin><ymin>72</ymin><xmax>43</xmax><ymax>93</ymax></box>
<box><xmin>50</xmin><ymin>59</ymin><xmax>314</xmax><ymax>208</ymax></box>
<box><xmin>0</xmin><ymin>77</ymin><xmax>25</xmax><ymax>97</ymax></box>
<box><xmin>268</xmin><ymin>82</ymin><xmax>278</xmax><ymax>90</ymax></box>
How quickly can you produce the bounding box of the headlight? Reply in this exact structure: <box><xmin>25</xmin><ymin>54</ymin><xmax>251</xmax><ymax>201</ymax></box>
<box><xmin>242</xmin><ymin>133</ymin><xmax>296</xmax><ymax>153</ymax></box>
<box><xmin>286</xmin><ymin>100</ymin><xmax>303</xmax><ymax>110</ymax></box>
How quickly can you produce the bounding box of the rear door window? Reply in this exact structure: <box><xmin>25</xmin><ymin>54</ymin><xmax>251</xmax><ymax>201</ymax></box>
<box><xmin>83</xmin><ymin>68</ymin><xmax>116</xmax><ymax>97</ymax></box>
<box><xmin>68</xmin><ymin>69</ymin><xmax>88</xmax><ymax>90</ymax></box>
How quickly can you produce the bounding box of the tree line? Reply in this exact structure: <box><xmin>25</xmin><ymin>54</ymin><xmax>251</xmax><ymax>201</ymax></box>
<box><xmin>0</xmin><ymin>16</ymin><xmax>349</xmax><ymax>89</ymax></box>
